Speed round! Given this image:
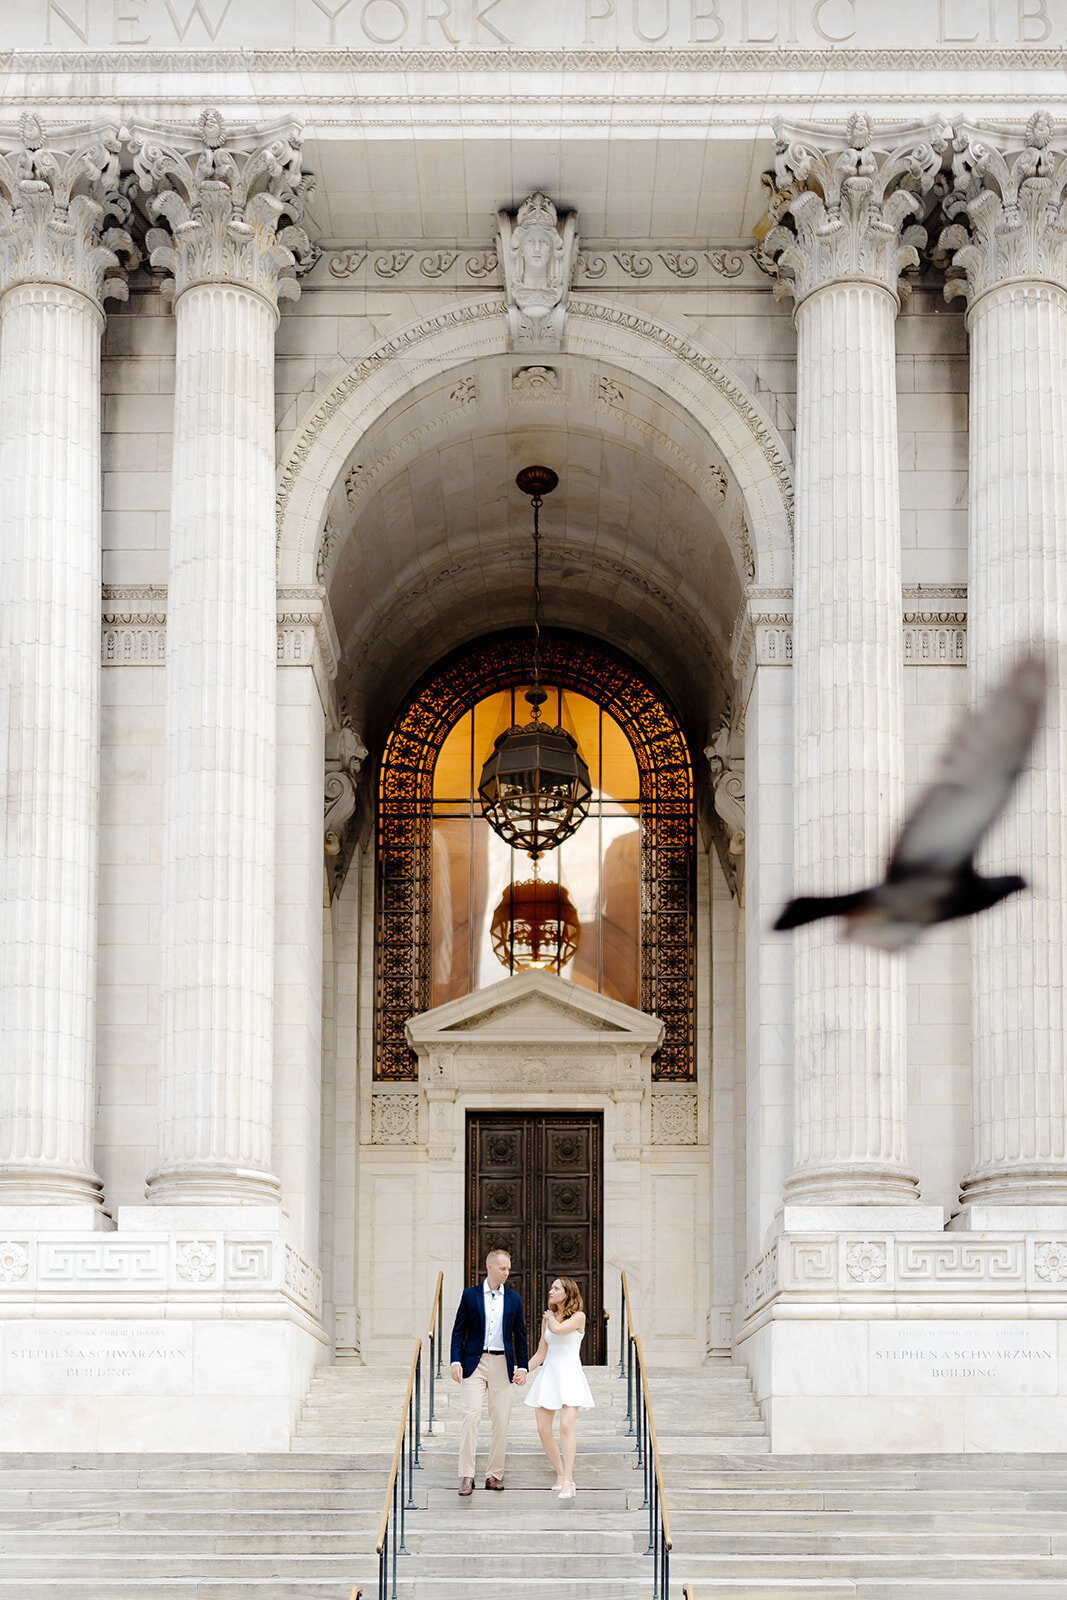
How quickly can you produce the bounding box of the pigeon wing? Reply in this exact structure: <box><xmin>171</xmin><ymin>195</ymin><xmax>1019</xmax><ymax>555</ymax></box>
<box><xmin>889</xmin><ymin>653</ymin><xmax>1046</xmax><ymax>877</ymax></box>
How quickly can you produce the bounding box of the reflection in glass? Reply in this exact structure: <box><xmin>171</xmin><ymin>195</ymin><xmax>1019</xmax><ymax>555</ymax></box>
<box><xmin>431</xmin><ymin>686</ymin><xmax>640</xmax><ymax>1009</ymax></box>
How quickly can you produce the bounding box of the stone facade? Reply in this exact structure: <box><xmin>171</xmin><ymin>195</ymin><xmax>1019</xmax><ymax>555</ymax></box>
<box><xmin>0</xmin><ymin>19</ymin><xmax>1065</xmax><ymax>1453</ymax></box>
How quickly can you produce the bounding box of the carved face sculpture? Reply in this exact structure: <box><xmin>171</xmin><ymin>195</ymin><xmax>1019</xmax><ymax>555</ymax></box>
<box><xmin>513</xmin><ymin>224</ymin><xmax>562</xmax><ymax>313</ymax></box>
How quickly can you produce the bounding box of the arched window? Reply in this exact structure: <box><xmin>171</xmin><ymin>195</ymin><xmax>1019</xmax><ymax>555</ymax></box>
<box><xmin>376</xmin><ymin>631</ymin><xmax>693</xmax><ymax>1081</ymax></box>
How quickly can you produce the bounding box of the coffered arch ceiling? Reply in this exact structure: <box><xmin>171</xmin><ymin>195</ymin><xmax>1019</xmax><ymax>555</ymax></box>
<box><xmin>322</xmin><ymin>350</ymin><xmax>748</xmax><ymax>745</ymax></box>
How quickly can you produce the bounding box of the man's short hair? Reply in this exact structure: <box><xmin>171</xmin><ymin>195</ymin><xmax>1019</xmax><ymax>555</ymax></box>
<box><xmin>486</xmin><ymin>1247</ymin><xmax>511</xmax><ymax>1265</ymax></box>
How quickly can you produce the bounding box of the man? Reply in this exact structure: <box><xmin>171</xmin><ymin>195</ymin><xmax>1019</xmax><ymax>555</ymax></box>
<box><xmin>450</xmin><ymin>1247</ymin><xmax>529</xmax><ymax>1496</ymax></box>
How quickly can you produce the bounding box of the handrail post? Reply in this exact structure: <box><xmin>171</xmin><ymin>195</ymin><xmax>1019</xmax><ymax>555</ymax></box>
<box><xmin>437</xmin><ymin>1280</ymin><xmax>444</xmax><ymax>1375</ymax></box>
<box><xmin>427</xmin><ymin>1327</ymin><xmax>436</xmax><ymax>1436</ymax></box>
<box><xmin>414</xmin><ymin>1350</ymin><xmax>422</xmax><ymax>1467</ymax></box>
<box><xmin>618</xmin><ymin>1274</ymin><xmax>625</xmax><ymax>1376</ymax></box>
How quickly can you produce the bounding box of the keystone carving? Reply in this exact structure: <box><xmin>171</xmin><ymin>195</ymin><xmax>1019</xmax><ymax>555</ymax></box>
<box><xmin>497</xmin><ymin>191</ymin><xmax>578</xmax><ymax>351</ymax></box>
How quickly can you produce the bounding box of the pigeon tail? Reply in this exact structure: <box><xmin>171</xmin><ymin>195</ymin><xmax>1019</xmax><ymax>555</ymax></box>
<box><xmin>773</xmin><ymin>890</ymin><xmax>872</xmax><ymax>931</ymax></box>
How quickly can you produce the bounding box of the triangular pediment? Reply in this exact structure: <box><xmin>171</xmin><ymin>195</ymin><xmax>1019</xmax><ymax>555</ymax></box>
<box><xmin>406</xmin><ymin>969</ymin><xmax>662</xmax><ymax>1048</ymax></box>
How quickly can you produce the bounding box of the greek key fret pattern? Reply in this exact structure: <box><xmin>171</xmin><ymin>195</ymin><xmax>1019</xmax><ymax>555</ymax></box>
<box><xmin>743</xmin><ymin>1233</ymin><xmax>1067</xmax><ymax>1315</ymax></box>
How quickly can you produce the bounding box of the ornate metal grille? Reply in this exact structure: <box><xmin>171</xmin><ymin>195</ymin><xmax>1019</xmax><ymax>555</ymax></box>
<box><xmin>375</xmin><ymin>631</ymin><xmax>694</xmax><ymax>1081</ymax></box>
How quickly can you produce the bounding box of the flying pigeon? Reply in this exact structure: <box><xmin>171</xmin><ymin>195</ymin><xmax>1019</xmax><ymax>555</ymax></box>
<box><xmin>773</xmin><ymin>653</ymin><xmax>1047</xmax><ymax>951</ymax></box>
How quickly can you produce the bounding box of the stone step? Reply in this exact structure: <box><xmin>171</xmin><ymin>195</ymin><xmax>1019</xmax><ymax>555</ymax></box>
<box><xmin>0</xmin><ymin>1587</ymin><xmax>359</xmax><ymax>1599</ymax></box>
<box><xmin>0</xmin><ymin>1558</ymin><xmax>369</xmax><ymax>1579</ymax></box>
<box><xmin>665</xmin><ymin>1490</ymin><xmax>1067</xmax><ymax>1512</ymax></box>
<box><xmin>669</xmin><ymin>1511</ymin><xmax>1067</xmax><ymax>1533</ymax></box>
<box><xmin>678</xmin><ymin>1556</ymin><xmax>1067</xmax><ymax>1580</ymax></box>
<box><xmin>679</xmin><ymin>1532</ymin><xmax>1060</xmax><ymax>1555</ymax></box>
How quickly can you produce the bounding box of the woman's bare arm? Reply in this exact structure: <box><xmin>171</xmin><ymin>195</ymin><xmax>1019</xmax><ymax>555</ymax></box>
<box><xmin>526</xmin><ymin>1317</ymin><xmax>550</xmax><ymax>1371</ymax></box>
<box><xmin>545</xmin><ymin>1309</ymin><xmax>586</xmax><ymax>1335</ymax></box>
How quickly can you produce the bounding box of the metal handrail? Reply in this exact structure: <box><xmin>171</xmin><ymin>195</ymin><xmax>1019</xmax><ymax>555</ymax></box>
<box><xmin>375</xmin><ymin>1339</ymin><xmax>420</xmax><ymax>1600</ymax></box>
<box><xmin>373</xmin><ymin>1274</ymin><xmax>446</xmax><ymax>1600</ymax></box>
<box><xmin>619</xmin><ymin>1271</ymin><xmax>673</xmax><ymax>1600</ymax></box>
<box><xmin>425</xmin><ymin>1270</ymin><xmax>445</xmax><ymax>1435</ymax></box>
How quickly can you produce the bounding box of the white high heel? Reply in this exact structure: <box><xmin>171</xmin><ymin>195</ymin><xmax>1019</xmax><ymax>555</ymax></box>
<box><xmin>557</xmin><ymin>1480</ymin><xmax>576</xmax><ymax>1500</ymax></box>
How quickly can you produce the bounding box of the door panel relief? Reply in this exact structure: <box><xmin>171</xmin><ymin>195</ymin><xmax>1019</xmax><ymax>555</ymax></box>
<box><xmin>466</xmin><ymin>1112</ymin><xmax>604</xmax><ymax>1364</ymax></box>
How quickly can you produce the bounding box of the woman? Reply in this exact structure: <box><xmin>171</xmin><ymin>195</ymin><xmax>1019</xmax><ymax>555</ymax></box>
<box><xmin>524</xmin><ymin>1276</ymin><xmax>595</xmax><ymax>1499</ymax></box>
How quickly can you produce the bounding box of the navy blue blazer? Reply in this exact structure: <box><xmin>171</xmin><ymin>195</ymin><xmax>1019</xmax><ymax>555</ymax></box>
<box><xmin>450</xmin><ymin>1283</ymin><xmax>529</xmax><ymax>1380</ymax></box>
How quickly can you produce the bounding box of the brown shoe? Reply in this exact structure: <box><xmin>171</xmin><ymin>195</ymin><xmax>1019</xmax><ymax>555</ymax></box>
<box><xmin>484</xmin><ymin>1475</ymin><xmax>505</xmax><ymax>1490</ymax></box>
<box><xmin>458</xmin><ymin>1477</ymin><xmax>474</xmax><ymax>1496</ymax></box>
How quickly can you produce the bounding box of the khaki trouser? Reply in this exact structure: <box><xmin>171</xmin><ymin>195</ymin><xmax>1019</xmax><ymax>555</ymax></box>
<box><xmin>458</xmin><ymin>1352</ymin><xmax>514</xmax><ymax>1481</ymax></box>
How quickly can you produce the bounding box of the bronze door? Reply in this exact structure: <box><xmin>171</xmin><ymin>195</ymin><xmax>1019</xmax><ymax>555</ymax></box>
<box><xmin>466</xmin><ymin>1112</ymin><xmax>605</xmax><ymax>1364</ymax></box>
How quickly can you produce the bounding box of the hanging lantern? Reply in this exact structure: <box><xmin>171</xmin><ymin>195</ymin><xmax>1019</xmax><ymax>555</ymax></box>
<box><xmin>491</xmin><ymin>878</ymin><xmax>582</xmax><ymax>971</ymax></box>
<box><xmin>478</xmin><ymin>466</ymin><xmax>592</xmax><ymax>859</ymax></box>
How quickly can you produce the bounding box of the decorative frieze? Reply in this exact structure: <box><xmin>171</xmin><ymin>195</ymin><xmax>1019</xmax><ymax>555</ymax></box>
<box><xmin>744</xmin><ymin>1233</ymin><xmax>1067</xmax><ymax>1316</ymax></box>
<box><xmin>277</xmin><ymin>583</ymin><xmax>341</xmax><ymax>710</ymax></box>
<box><xmin>902</xmin><ymin>584</ymin><xmax>968</xmax><ymax>664</ymax></box>
<box><xmin>101</xmin><ymin>584</ymin><xmax>167</xmax><ymax>665</ymax></box>
<box><xmin>0</xmin><ymin>1232</ymin><xmax>321</xmax><ymax>1314</ymax></box>
<box><xmin>316</xmin><ymin>242</ymin><xmax>760</xmax><ymax>290</ymax></box>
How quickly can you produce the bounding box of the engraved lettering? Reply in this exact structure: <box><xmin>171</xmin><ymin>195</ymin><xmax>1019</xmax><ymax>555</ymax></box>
<box><xmin>584</xmin><ymin>0</ymin><xmax>615</xmax><ymax>41</ymax></box>
<box><xmin>306</xmin><ymin>0</ymin><xmax>360</xmax><ymax>43</ymax></box>
<box><xmin>472</xmin><ymin>0</ymin><xmax>512</xmax><ymax>42</ymax></box>
<box><xmin>360</xmin><ymin>0</ymin><xmax>409</xmax><ymax>39</ymax></box>
<box><xmin>422</xmin><ymin>0</ymin><xmax>459</xmax><ymax>42</ymax></box>
<box><xmin>45</xmin><ymin>0</ymin><xmax>88</xmax><ymax>41</ymax></box>
<box><xmin>937</xmin><ymin>0</ymin><xmax>979</xmax><ymax>41</ymax></box>
<box><xmin>1018</xmin><ymin>0</ymin><xmax>1052</xmax><ymax>39</ymax></box>
<box><xmin>633</xmin><ymin>0</ymin><xmax>669</xmax><ymax>40</ymax></box>
<box><xmin>690</xmin><ymin>0</ymin><xmax>723</xmax><ymax>38</ymax></box>
<box><xmin>113</xmin><ymin>0</ymin><xmax>150</xmax><ymax>41</ymax></box>
<box><xmin>811</xmin><ymin>0</ymin><xmax>856</xmax><ymax>40</ymax></box>
<box><xmin>741</xmin><ymin>0</ymin><xmax>775</xmax><ymax>41</ymax></box>
<box><xmin>162</xmin><ymin>0</ymin><xmax>234</xmax><ymax>40</ymax></box>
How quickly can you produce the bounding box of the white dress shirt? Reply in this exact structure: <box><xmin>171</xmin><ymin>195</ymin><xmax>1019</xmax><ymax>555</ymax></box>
<box><xmin>482</xmin><ymin>1279</ymin><xmax>505</xmax><ymax>1353</ymax></box>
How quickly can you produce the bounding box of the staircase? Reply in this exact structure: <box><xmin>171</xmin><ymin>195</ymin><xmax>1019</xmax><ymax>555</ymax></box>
<box><xmin>656</xmin><ymin>1373</ymin><xmax>1067</xmax><ymax>1598</ymax></box>
<box><xmin>0</xmin><ymin>1369</ymin><xmax>414</xmax><ymax>1598</ymax></box>
<box><xmin>362</xmin><ymin>1360</ymin><xmax>653</xmax><ymax>1597</ymax></box>
<box><xmin>4</xmin><ymin>1358</ymin><xmax>1065</xmax><ymax>1598</ymax></box>
<box><xmin>0</xmin><ymin>1451</ymin><xmax>392</xmax><ymax>1597</ymax></box>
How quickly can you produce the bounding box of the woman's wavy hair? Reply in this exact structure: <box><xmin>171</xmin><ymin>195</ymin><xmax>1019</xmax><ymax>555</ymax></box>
<box><xmin>553</xmin><ymin>1277</ymin><xmax>583</xmax><ymax>1319</ymax></box>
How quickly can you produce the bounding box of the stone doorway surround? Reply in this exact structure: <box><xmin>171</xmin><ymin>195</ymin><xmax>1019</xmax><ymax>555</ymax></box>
<box><xmin>357</xmin><ymin>970</ymin><xmax>709</xmax><ymax>1367</ymax></box>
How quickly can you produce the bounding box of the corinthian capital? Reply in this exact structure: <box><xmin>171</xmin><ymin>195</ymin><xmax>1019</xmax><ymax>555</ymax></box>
<box><xmin>0</xmin><ymin>114</ymin><xmax>137</xmax><ymax>305</ymax></box>
<box><xmin>939</xmin><ymin>113</ymin><xmax>1067</xmax><ymax>305</ymax></box>
<box><xmin>760</xmin><ymin>112</ymin><xmax>951</xmax><ymax>306</ymax></box>
<box><xmin>128</xmin><ymin>109</ymin><xmax>315</xmax><ymax>308</ymax></box>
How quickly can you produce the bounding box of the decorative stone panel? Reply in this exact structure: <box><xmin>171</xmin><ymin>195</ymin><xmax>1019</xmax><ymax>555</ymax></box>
<box><xmin>650</xmin><ymin>1093</ymin><xmax>699</xmax><ymax>1144</ymax></box>
<box><xmin>370</xmin><ymin>1093</ymin><xmax>419</xmax><ymax>1145</ymax></box>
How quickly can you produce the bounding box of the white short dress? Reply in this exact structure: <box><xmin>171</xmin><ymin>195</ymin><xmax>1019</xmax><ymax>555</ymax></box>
<box><xmin>524</xmin><ymin>1322</ymin><xmax>596</xmax><ymax>1411</ymax></box>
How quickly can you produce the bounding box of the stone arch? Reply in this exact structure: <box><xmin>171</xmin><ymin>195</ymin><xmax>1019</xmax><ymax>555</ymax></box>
<box><xmin>275</xmin><ymin>296</ymin><xmax>794</xmax><ymax>588</ymax></box>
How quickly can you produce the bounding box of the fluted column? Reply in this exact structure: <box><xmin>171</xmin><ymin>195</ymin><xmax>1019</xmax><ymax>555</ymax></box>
<box><xmin>941</xmin><ymin>114</ymin><xmax>1067</xmax><ymax>1208</ymax></box>
<box><xmin>763</xmin><ymin>114</ymin><xmax>948</xmax><ymax>1205</ymax></box>
<box><xmin>131</xmin><ymin>112</ymin><xmax>313</xmax><ymax>1204</ymax></box>
<box><xmin>0</xmin><ymin>118</ymin><xmax>133</xmax><ymax>1207</ymax></box>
